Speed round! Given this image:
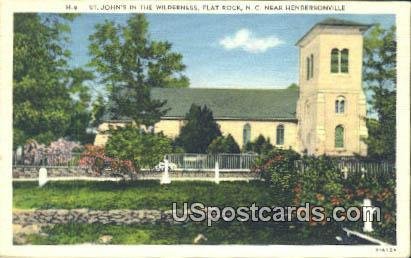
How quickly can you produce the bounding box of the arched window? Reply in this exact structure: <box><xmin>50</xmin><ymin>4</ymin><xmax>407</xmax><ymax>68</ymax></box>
<box><xmin>340</xmin><ymin>49</ymin><xmax>349</xmax><ymax>73</ymax></box>
<box><xmin>335</xmin><ymin>125</ymin><xmax>344</xmax><ymax>148</ymax></box>
<box><xmin>310</xmin><ymin>54</ymin><xmax>314</xmax><ymax>78</ymax></box>
<box><xmin>276</xmin><ymin>124</ymin><xmax>284</xmax><ymax>145</ymax></box>
<box><xmin>243</xmin><ymin>123</ymin><xmax>251</xmax><ymax>145</ymax></box>
<box><xmin>331</xmin><ymin>48</ymin><xmax>339</xmax><ymax>73</ymax></box>
<box><xmin>335</xmin><ymin>96</ymin><xmax>345</xmax><ymax>114</ymax></box>
<box><xmin>306</xmin><ymin>57</ymin><xmax>310</xmax><ymax>80</ymax></box>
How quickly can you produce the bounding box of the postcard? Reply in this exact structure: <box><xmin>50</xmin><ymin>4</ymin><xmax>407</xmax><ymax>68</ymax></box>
<box><xmin>0</xmin><ymin>1</ymin><xmax>409</xmax><ymax>257</ymax></box>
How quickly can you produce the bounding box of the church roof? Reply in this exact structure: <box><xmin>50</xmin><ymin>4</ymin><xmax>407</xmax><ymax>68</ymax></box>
<box><xmin>102</xmin><ymin>87</ymin><xmax>299</xmax><ymax>121</ymax></box>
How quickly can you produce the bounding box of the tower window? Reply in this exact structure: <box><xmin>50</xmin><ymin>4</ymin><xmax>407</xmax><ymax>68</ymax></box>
<box><xmin>243</xmin><ymin>123</ymin><xmax>251</xmax><ymax>145</ymax></box>
<box><xmin>276</xmin><ymin>124</ymin><xmax>284</xmax><ymax>145</ymax></box>
<box><xmin>307</xmin><ymin>54</ymin><xmax>314</xmax><ymax>80</ymax></box>
<box><xmin>335</xmin><ymin>125</ymin><xmax>344</xmax><ymax>148</ymax></box>
<box><xmin>331</xmin><ymin>48</ymin><xmax>339</xmax><ymax>73</ymax></box>
<box><xmin>335</xmin><ymin>96</ymin><xmax>345</xmax><ymax>114</ymax></box>
<box><xmin>340</xmin><ymin>49</ymin><xmax>349</xmax><ymax>73</ymax></box>
<box><xmin>310</xmin><ymin>54</ymin><xmax>314</xmax><ymax>78</ymax></box>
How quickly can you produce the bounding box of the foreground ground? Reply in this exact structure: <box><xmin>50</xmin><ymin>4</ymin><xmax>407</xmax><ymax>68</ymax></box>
<box><xmin>13</xmin><ymin>180</ymin><xmax>373</xmax><ymax>245</ymax></box>
<box><xmin>14</xmin><ymin>180</ymin><xmax>281</xmax><ymax>210</ymax></box>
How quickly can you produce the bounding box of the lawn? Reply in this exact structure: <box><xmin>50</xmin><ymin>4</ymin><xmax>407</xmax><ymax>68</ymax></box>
<box><xmin>13</xmin><ymin>180</ymin><xmax>373</xmax><ymax>245</ymax></box>
<box><xmin>25</xmin><ymin>221</ymin><xmax>352</xmax><ymax>245</ymax></box>
<box><xmin>13</xmin><ymin>180</ymin><xmax>286</xmax><ymax>211</ymax></box>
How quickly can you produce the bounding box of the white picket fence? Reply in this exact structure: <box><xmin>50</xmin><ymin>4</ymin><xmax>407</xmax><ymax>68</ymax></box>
<box><xmin>165</xmin><ymin>153</ymin><xmax>259</xmax><ymax>171</ymax></box>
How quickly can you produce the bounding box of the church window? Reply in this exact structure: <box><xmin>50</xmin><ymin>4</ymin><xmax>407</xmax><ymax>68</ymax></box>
<box><xmin>335</xmin><ymin>125</ymin><xmax>344</xmax><ymax>148</ymax></box>
<box><xmin>340</xmin><ymin>49</ymin><xmax>349</xmax><ymax>73</ymax></box>
<box><xmin>276</xmin><ymin>124</ymin><xmax>284</xmax><ymax>145</ymax></box>
<box><xmin>335</xmin><ymin>96</ymin><xmax>345</xmax><ymax>114</ymax></box>
<box><xmin>306</xmin><ymin>57</ymin><xmax>310</xmax><ymax>80</ymax></box>
<box><xmin>243</xmin><ymin>123</ymin><xmax>251</xmax><ymax>145</ymax></box>
<box><xmin>331</xmin><ymin>48</ymin><xmax>339</xmax><ymax>73</ymax></box>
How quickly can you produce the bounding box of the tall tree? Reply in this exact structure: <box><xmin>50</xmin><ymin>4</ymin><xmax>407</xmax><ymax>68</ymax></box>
<box><xmin>13</xmin><ymin>14</ymin><xmax>93</xmax><ymax>147</ymax></box>
<box><xmin>175</xmin><ymin>104</ymin><xmax>221</xmax><ymax>153</ymax></box>
<box><xmin>88</xmin><ymin>14</ymin><xmax>189</xmax><ymax>127</ymax></box>
<box><xmin>65</xmin><ymin>68</ymin><xmax>95</xmax><ymax>143</ymax></box>
<box><xmin>363</xmin><ymin>24</ymin><xmax>396</xmax><ymax>161</ymax></box>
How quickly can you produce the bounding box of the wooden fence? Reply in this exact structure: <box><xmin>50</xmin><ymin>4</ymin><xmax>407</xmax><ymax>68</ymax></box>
<box><xmin>165</xmin><ymin>153</ymin><xmax>259</xmax><ymax>171</ymax></box>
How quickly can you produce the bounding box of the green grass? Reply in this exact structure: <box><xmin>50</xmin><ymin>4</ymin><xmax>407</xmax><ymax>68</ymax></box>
<box><xmin>13</xmin><ymin>180</ymin><xmax>381</xmax><ymax>245</ymax></box>
<box><xmin>24</xmin><ymin>221</ymin><xmax>344</xmax><ymax>245</ymax></box>
<box><xmin>13</xmin><ymin>180</ymin><xmax>288</xmax><ymax>210</ymax></box>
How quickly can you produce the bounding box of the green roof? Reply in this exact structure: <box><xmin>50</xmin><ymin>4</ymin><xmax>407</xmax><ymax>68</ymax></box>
<box><xmin>102</xmin><ymin>88</ymin><xmax>299</xmax><ymax>122</ymax></box>
<box><xmin>150</xmin><ymin>88</ymin><xmax>298</xmax><ymax>120</ymax></box>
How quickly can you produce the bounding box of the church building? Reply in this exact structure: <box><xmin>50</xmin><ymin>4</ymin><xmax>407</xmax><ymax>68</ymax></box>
<box><xmin>94</xmin><ymin>18</ymin><xmax>369</xmax><ymax>156</ymax></box>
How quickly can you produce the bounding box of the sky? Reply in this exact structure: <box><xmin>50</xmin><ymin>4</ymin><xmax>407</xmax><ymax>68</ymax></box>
<box><xmin>67</xmin><ymin>14</ymin><xmax>395</xmax><ymax>93</ymax></box>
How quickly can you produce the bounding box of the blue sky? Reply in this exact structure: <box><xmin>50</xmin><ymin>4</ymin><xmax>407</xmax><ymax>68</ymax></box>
<box><xmin>68</xmin><ymin>14</ymin><xmax>395</xmax><ymax>93</ymax></box>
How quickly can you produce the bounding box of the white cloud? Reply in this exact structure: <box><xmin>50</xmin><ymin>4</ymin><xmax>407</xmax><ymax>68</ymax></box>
<box><xmin>219</xmin><ymin>29</ymin><xmax>283</xmax><ymax>53</ymax></box>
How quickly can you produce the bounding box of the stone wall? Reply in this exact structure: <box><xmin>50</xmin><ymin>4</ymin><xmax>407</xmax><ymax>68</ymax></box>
<box><xmin>13</xmin><ymin>209</ymin><xmax>181</xmax><ymax>226</ymax></box>
<box><xmin>13</xmin><ymin>166</ymin><xmax>94</xmax><ymax>179</ymax></box>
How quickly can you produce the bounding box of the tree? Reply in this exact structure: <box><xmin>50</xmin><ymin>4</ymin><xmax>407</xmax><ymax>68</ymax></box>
<box><xmin>208</xmin><ymin>134</ymin><xmax>240</xmax><ymax>154</ymax></box>
<box><xmin>13</xmin><ymin>14</ymin><xmax>93</xmax><ymax>147</ymax></box>
<box><xmin>287</xmin><ymin>83</ymin><xmax>298</xmax><ymax>90</ymax></box>
<box><xmin>88</xmin><ymin>14</ymin><xmax>189</xmax><ymax>127</ymax></box>
<box><xmin>65</xmin><ymin>68</ymin><xmax>95</xmax><ymax>143</ymax></box>
<box><xmin>91</xmin><ymin>94</ymin><xmax>106</xmax><ymax>128</ymax></box>
<box><xmin>175</xmin><ymin>104</ymin><xmax>221</xmax><ymax>153</ymax></box>
<box><xmin>244</xmin><ymin>134</ymin><xmax>274</xmax><ymax>154</ymax></box>
<box><xmin>105</xmin><ymin>125</ymin><xmax>172</xmax><ymax>169</ymax></box>
<box><xmin>363</xmin><ymin>24</ymin><xmax>396</xmax><ymax>161</ymax></box>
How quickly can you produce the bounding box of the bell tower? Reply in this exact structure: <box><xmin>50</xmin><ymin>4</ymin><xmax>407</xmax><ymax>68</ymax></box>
<box><xmin>296</xmin><ymin>18</ymin><xmax>370</xmax><ymax>156</ymax></box>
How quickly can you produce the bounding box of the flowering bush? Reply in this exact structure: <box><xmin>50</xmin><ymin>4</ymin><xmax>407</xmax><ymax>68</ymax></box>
<box><xmin>78</xmin><ymin>145</ymin><xmax>136</xmax><ymax>176</ymax></box>
<box><xmin>23</xmin><ymin>139</ymin><xmax>47</xmax><ymax>165</ymax></box>
<box><xmin>293</xmin><ymin>156</ymin><xmax>344</xmax><ymax>225</ymax></box>
<box><xmin>22</xmin><ymin>138</ymin><xmax>81</xmax><ymax>166</ymax></box>
<box><xmin>292</xmin><ymin>156</ymin><xmax>396</xmax><ymax>243</ymax></box>
<box><xmin>255</xmin><ymin>151</ymin><xmax>396</xmax><ymax>243</ymax></box>
<box><xmin>252</xmin><ymin>148</ymin><xmax>300</xmax><ymax>192</ymax></box>
<box><xmin>341</xmin><ymin>164</ymin><xmax>396</xmax><ymax>242</ymax></box>
<box><xmin>47</xmin><ymin>138</ymin><xmax>82</xmax><ymax>166</ymax></box>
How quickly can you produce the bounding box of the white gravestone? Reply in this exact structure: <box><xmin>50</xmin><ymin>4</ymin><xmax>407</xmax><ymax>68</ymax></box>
<box><xmin>342</xmin><ymin>166</ymin><xmax>348</xmax><ymax>180</ymax></box>
<box><xmin>38</xmin><ymin>167</ymin><xmax>48</xmax><ymax>187</ymax></box>
<box><xmin>214</xmin><ymin>161</ymin><xmax>220</xmax><ymax>184</ymax></box>
<box><xmin>160</xmin><ymin>159</ymin><xmax>171</xmax><ymax>184</ymax></box>
<box><xmin>363</xmin><ymin>198</ymin><xmax>376</xmax><ymax>232</ymax></box>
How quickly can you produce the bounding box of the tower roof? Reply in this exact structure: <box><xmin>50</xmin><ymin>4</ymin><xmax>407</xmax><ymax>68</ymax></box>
<box><xmin>317</xmin><ymin>18</ymin><xmax>371</xmax><ymax>27</ymax></box>
<box><xmin>296</xmin><ymin>18</ymin><xmax>372</xmax><ymax>46</ymax></box>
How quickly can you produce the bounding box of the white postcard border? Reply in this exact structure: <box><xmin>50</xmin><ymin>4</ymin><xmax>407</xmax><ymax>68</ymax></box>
<box><xmin>0</xmin><ymin>1</ymin><xmax>409</xmax><ymax>257</ymax></box>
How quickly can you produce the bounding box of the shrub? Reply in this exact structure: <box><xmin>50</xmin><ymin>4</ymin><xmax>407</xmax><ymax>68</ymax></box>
<box><xmin>174</xmin><ymin>104</ymin><xmax>221</xmax><ymax>153</ymax></box>
<box><xmin>78</xmin><ymin>145</ymin><xmax>135</xmax><ymax>176</ymax></box>
<box><xmin>105</xmin><ymin>125</ymin><xmax>172</xmax><ymax>169</ymax></box>
<box><xmin>293</xmin><ymin>156</ymin><xmax>344</xmax><ymax>216</ymax></box>
<box><xmin>21</xmin><ymin>138</ymin><xmax>81</xmax><ymax>166</ymax></box>
<box><xmin>243</xmin><ymin>135</ymin><xmax>274</xmax><ymax>154</ymax></box>
<box><xmin>341</xmin><ymin>162</ymin><xmax>396</xmax><ymax>242</ymax></box>
<box><xmin>22</xmin><ymin>139</ymin><xmax>47</xmax><ymax>165</ymax></box>
<box><xmin>252</xmin><ymin>148</ymin><xmax>300</xmax><ymax>192</ymax></box>
<box><xmin>47</xmin><ymin>138</ymin><xmax>82</xmax><ymax>166</ymax></box>
<box><xmin>292</xmin><ymin>156</ymin><xmax>396</xmax><ymax>243</ymax></box>
<box><xmin>207</xmin><ymin>134</ymin><xmax>240</xmax><ymax>154</ymax></box>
